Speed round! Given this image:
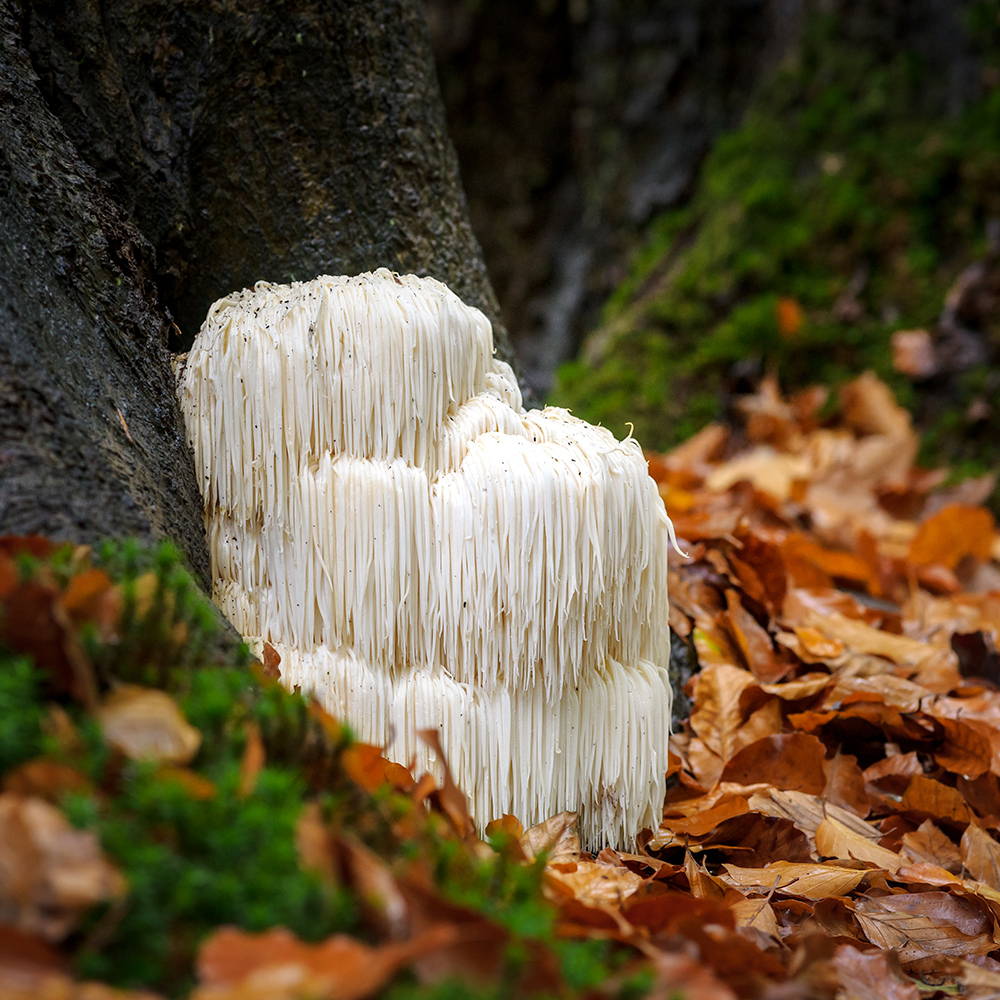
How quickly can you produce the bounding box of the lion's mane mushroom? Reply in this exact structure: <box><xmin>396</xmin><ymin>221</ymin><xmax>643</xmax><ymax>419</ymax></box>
<box><xmin>179</xmin><ymin>269</ymin><xmax>673</xmax><ymax>847</ymax></box>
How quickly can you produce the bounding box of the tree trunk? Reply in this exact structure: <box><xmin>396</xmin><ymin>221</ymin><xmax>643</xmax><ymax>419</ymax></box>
<box><xmin>1</xmin><ymin>0</ymin><xmax>506</xmax><ymax>584</ymax></box>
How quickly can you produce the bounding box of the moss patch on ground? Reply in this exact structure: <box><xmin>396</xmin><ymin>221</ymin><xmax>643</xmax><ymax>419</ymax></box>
<box><xmin>0</xmin><ymin>539</ymin><xmax>648</xmax><ymax>999</ymax></box>
<box><xmin>552</xmin><ymin>8</ymin><xmax>1000</xmax><ymax>477</ymax></box>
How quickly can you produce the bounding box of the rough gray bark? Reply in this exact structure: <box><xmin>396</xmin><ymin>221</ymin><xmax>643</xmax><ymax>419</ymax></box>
<box><xmin>1</xmin><ymin>0</ymin><xmax>507</xmax><ymax>583</ymax></box>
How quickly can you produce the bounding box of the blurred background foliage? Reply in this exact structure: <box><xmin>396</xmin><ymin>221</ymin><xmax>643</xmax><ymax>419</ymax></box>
<box><xmin>430</xmin><ymin>0</ymin><xmax>1000</xmax><ymax>484</ymax></box>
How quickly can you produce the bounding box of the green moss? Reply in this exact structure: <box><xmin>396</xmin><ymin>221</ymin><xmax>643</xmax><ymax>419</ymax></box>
<box><xmin>0</xmin><ymin>656</ymin><xmax>44</xmax><ymax>773</ymax></box>
<box><xmin>552</xmin><ymin>11</ymin><xmax>1000</xmax><ymax>480</ymax></box>
<box><xmin>0</xmin><ymin>540</ymin><xmax>639</xmax><ymax>998</ymax></box>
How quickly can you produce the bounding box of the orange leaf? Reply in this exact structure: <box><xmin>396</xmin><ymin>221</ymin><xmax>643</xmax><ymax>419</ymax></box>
<box><xmin>195</xmin><ymin>925</ymin><xmax>454</xmax><ymax>1000</ymax></box>
<box><xmin>720</xmin><ymin>733</ymin><xmax>827</xmax><ymax>794</ymax></box>
<box><xmin>420</xmin><ymin>729</ymin><xmax>474</xmax><ymax>839</ymax></box>
<box><xmin>260</xmin><ymin>642</ymin><xmax>281</xmax><ymax>680</ymax></box>
<box><xmin>908</xmin><ymin>504</ymin><xmax>995</xmax><ymax>569</ymax></box>
<box><xmin>342</xmin><ymin>744</ymin><xmax>397</xmax><ymax>792</ymax></box>
<box><xmin>239</xmin><ymin>722</ymin><xmax>265</xmax><ymax>796</ymax></box>
<box><xmin>900</xmin><ymin>775</ymin><xmax>972</xmax><ymax>826</ymax></box>
<box><xmin>776</xmin><ymin>297</ymin><xmax>804</xmax><ymax>338</ymax></box>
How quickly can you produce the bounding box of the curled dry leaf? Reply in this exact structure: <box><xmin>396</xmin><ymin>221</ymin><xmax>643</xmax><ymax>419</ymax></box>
<box><xmin>194</xmin><ymin>925</ymin><xmax>455</xmax><ymax>1000</ymax></box>
<box><xmin>96</xmin><ymin>685</ymin><xmax>201</xmax><ymax>765</ymax></box>
<box><xmin>519</xmin><ymin>811</ymin><xmax>581</xmax><ymax>864</ymax></box>
<box><xmin>0</xmin><ymin>794</ymin><xmax>124</xmax><ymax>940</ymax></box>
<box><xmin>419</xmin><ymin>729</ymin><xmax>474</xmax><ymax>839</ymax></box>
<box><xmin>545</xmin><ymin>861</ymin><xmax>644</xmax><ymax>908</ymax></box>
<box><xmin>336</xmin><ymin>834</ymin><xmax>408</xmax><ymax>939</ymax></box>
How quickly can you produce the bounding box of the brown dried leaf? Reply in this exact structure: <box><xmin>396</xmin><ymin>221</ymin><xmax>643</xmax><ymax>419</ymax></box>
<box><xmin>814</xmin><ymin>816</ymin><xmax>902</xmax><ymax>871</ymax></box>
<box><xmin>749</xmin><ymin>788</ymin><xmax>884</xmax><ymax>846</ymax></box>
<box><xmin>238</xmin><ymin>722</ymin><xmax>265</xmax><ymax>796</ymax></box>
<box><xmin>420</xmin><ymin>729</ymin><xmax>474</xmax><ymax>839</ymax></box>
<box><xmin>729</xmin><ymin>896</ymin><xmax>781</xmax><ymax>938</ymax></box>
<box><xmin>546</xmin><ymin>861</ymin><xmax>643</xmax><ymax>908</ymax></box>
<box><xmin>194</xmin><ymin>925</ymin><xmax>454</xmax><ymax>1000</ymax></box>
<box><xmin>722</xmin><ymin>861</ymin><xmax>866</xmax><ymax>900</ymax></box>
<box><xmin>260</xmin><ymin>641</ymin><xmax>281</xmax><ymax>680</ymax></box>
<box><xmin>901</xmin><ymin>774</ymin><xmax>972</xmax><ymax>825</ymax></box>
<box><xmin>689</xmin><ymin>664</ymin><xmax>761</xmax><ymax>763</ymax></box>
<box><xmin>337</xmin><ymin>835</ymin><xmax>408</xmax><ymax>939</ymax></box>
<box><xmin>2</xmin><ymin>759</ymin><xmax>91</xmax><ymax>801</ymax></box>
<box><xmin>901</xmin><ymin>821</ymin><xmax>962</xmax><ymax>872</ymax></box>
<box><xmin>935</xmin><ymin>717</ymin><xmax>993</xmax><ymax>780</ymax></box>
<box><xmin>720</xmin><ymin>733</ymin><xmax>827</xmax><ymax>794</ymax></box>
<box><xmin>296</xmin><ymin>802</ymin><xmax>335</xmax><ymax>882</ymax></box>
<box><xmin>853</xmin><ymin>891</ymin><xmax>996</xmax><ymax>962</ymax></box>
<box><xmin>520</xmin><ymin>812</ymin><xmax>580</xmax><ymax>864</ymax></box>
<box><xmin>97</xmin><ymin>685</ymin><xmax>201</xmax><ymax>765</ymax></box>
<box><xmin>342</xmin><ymin>743</ymin><xmax>399</xmax><ymax>792</ymax></box>
<box><xmin>962</xmin><ymin>824</ymin><xmax>1000</xmax><ymax>890</ymax></box>
<box><xmin>0</xmin><ymin>793</ymin><xmax>124</xmax><ymax>940</ymax></box>
<box><xmin>823</xmin><ymin>751</ymin><xmax>870</xmax><ymax>817</ymax></box>
<box><xmin>725</xmin><ymin>591</ymin><xmax>786</xmax><ymax>682</ymax></box>
<box><xmin>832</xmin><ymin>943</ymin><xmax>920</xmax><ymax>1000</ymax></box>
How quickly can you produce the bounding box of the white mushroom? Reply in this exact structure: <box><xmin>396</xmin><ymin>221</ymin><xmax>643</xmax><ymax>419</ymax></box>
<box><xmin>178</xmin><ymin>269</ymin><xmax>673</xmax><ymax>847</ymax></box>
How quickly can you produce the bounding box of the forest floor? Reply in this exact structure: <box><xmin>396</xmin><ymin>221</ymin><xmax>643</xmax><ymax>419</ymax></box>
<box><xmin>1</xmin><ymin>372</ymin><xmax>1000</xmax><ymax>999</ymax></box>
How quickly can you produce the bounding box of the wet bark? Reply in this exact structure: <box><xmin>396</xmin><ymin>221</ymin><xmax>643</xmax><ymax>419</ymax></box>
<box><xmin>1</xmin><ymin>0</ymin><xmax>505</xmax><ymax>583</ymax></box>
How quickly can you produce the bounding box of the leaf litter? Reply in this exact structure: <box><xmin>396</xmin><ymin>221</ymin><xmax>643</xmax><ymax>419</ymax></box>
<box><xmin>0</xmin><ymin>372</ymin><xmax>999</xmax><ymax>997</ymax></box>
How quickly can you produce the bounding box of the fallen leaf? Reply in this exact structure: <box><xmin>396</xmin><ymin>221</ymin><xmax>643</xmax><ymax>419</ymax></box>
<box><xmin>720</xmin><ymin>733</ymin><xmax>827</xmax><ymax>793</ymax></box>
<box><xmin>97</xmin><ymin>685</ymin><xmax>201</xmax><ymax>765</ymax></box>
<box><xmin>832</xmin><ymin>943</ymin><xmax>920</xmax><ymax>1000</ymax></box>
<box><xmin>520</xmin><ymin>812</ymin><xmax>580</xmax><ymax>864</ymax></box>
<box><xmin>729</xmin><ymin>896</ymin><xmax>781</xmax><ymax>938</ymax></box>
<box><xmin>260</xmin><ymin>641</ymin><xmax>281</xmax><ymax>680</ymax></box>
<box><xmin>962</xmin><ymin>824</ymin><xmax>1000</xmax><ymax>890</ymax></box>
<box><xmin>194</xmin><ymin>925</ymin><xmax>454</xmax><ymax>1000</ymax></box>
<box><xmin>546</xmin><ymin>861</ymin><xmax>643</xmax><ymax>908</ymax></box>
<box><xmin>901</xmin><ymin>821</ymin><xmax>962</xmax><ymax>872</ymax></box>
<box><xmin>901</xmin><ymin>774</ymin><xmax>972</xmax><ymax>826</ymax></box>
<box><xmin>239</xmin><ymin>722</ymin><xmax>265</xmax><ymax>796</ymax></box>
<box><xmin>0</xmin><ymin>793</ymin><xmax>124</xmax><ymax>940</ymax></box>
<box><xmin>2</xmin><ymin>759</ymin><xmax>91</xmax><ymax>801</ymax></box>
<box><xmin>419</xmin><ymin>729</ymin><xmax>474</xmax><ymax>839</ymax></box>
<box><xmin>909</xmin><ymin>505</ymin><xmax>995</xmax><ymax>570</ymax></box>
<box><xmin>689</xmin><ymin>664</ymin><xmax>761</xmax><ymax>765</ymax></box>
<box><xmin>296</xmin><ymin>802</ymin><xmax>335</xmax><ymax>882</ymax></box>
<box><xmin>337</xmin><ymin>835</ymin><xmax>408</xmax><ymax>938</ymax></box>
<box><xmin>853</xmin><ymin>891</ymin><xmax>996</xmax><ymax>962</ymax></box>
<box><xmin>722</xmin><ymin>861</ymin><xmax>867</xmax><ymax>900</ymax></box>
<box><xmin>814</xmin><ymin>816</ymin><xmax>902</xmax><ymax>871</ymax></box>
<box><xmin>891</xmin><ymin>329</ymin><xmax>938</xmax><ymax>380</ymax></box>
<box><xmin>342</xmin><ymin>743</ymin><xmax>400</xmax><ymax>792</ymax></box>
